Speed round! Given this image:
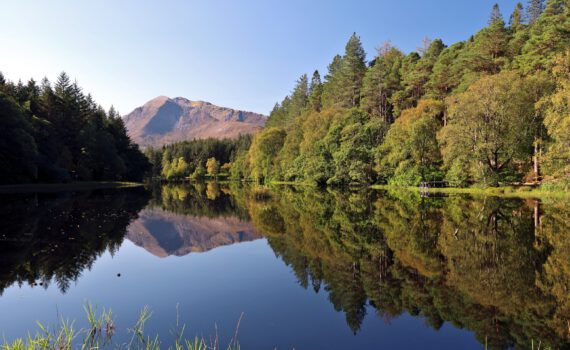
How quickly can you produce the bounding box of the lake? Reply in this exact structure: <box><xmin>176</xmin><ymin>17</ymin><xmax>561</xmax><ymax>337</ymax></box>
<box><xmin>1</xmin><ymin>183</ymin><xmax>569</xmax><ymax>349</ymax></box>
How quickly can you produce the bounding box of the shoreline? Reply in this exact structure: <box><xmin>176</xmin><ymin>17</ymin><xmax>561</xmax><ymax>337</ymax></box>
<box><xmin>5</xmin><ymin>179</ymin><xmax>566</xmax><ymax>200</ymax></box>
<box><xmin>0</xmin><ymin>181</ymin><xmax>144</xmax><ymax>194</ymax></box>
<box><xmin>370</xmin><ymin>184</ymin><xmax>570</xmax><ymax>199</ymax></box>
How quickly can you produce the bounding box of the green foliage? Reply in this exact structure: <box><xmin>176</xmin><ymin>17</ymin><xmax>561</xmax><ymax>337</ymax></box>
<box><xmin>206</xmin><ymin>157</ymin><xmax>220</xmax><ymax>178</ymax></box>
<box><xmin>247</xmin><ymin>127</ymin><xmax>287</xmax><ymax>181</ymax></box>
<box><xmin>0</xmin><ymin>72</ymin><xmax>148</xmax><ymax>184</ymax></box>
<box><xmin>236</xmin><ymin>2</ymin><xmax>570</xmax><ymax>187</ymax></box>
<box><xmin>440</xmin><ymin>71</ymin><xmax>538</xmax><ymax>185</ymax></box>
<box><xmin>266</xmin><ymin>75</ymin><xmax>309</xmax><ymax>128</ymax></box>
<box><xmin>323</xmin><ymin>34</ymin><xmax>367</xmax><ymax>108</ymax></box>
<box><xmin>361</xmin><ymin>44</ymin><xmax>404</xmax><ymax>122</ymax></box>
<box><xmin>151</xmin><ymin>135</ymin><xmax>252</xmax><ymax>181</ymax></box>
<box><xmin>0</xmin><ymin>92</ymin><xmax>38</xmax><ymax>183</ymax></box>
<box><xmin>465</xmin><ymin>7</ymin><xmax>511</xmax><ymax>75</ymax></box>
<box><xmin>541</xmin><ymin>50</ymin><xmax>570</xmax><ymax>186</ymax></box>
<box><xmin>308</xmin><ymin>70</ymin><xmax>323</xmax><ymax>112</ymax></box>
<box><xmin>514</xmin><ymin>0</ymin><xmax>570</xmax><ymax>73</ymax></box>
<box><xmin>325</xmin><ymin>109</ymin><xmax>387</xmax><ymax>185</ymax></box>
<box><xmin>393</xmin><ymin>39</ymin><xmax>445</xmax><ymax>115</ymax></box>
<box><xmin>192</xmin><ymin>162</ymin><xmax>206</xmax><ymax>180</ymax></box>
<box><xmin>509</xmin><ymin>2</ymin><xmax>525</xmax><ymax>31</ymax></box>
<box><xmin>377</xmin><ymin>99</ymin><xmax>444</xmax><ymax>185</ymax></box>
<box><xmin>425</xmin><ymin>42</ymin><xmax>466</xmax><ymax>99</ymax></box>
<box><xmin>527</xmin><ymin>0</ymin><xmax>546</xmax><ymax>24</ymax></box>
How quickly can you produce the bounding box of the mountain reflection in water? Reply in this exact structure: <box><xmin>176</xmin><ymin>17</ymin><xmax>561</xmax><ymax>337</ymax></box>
<box><xmin>0</xmin><ymin>183</ymin><xmax>570</xmax><ymax>349</ymax></box>
<box><xmin>126</xmin><ymin>207</ymin><xmax>259</xmax><ymax>257</ymax></box>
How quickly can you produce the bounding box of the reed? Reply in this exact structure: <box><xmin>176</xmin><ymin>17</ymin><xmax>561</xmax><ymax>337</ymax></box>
<box><xmin>1</xmin><ymin>304</ymin><xmax>241</xmax><ymax>350</ymax></box>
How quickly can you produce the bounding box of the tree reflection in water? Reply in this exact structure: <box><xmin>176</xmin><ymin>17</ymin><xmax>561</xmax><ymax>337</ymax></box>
<box><xmin>0</xmin><ymin>187</ymin><xmax>150</xmax><ymax>294</ymax></box>
<box><xmin>236</xmin><ymin>185</ymin><xmax>570</xmax><ymax>349</ymax></box>
<box><xmin>2</xmin><ymin>184</ymin><xmax>570</xmax><ymax>349</ymax></box>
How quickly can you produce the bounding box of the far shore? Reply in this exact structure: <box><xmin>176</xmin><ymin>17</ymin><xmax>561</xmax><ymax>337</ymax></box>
<box><xmin>2</xmin><ymin>179</ymin><xmax>568</xmax><ymax>200</ymax></box>
<box><xmin>0</xmin><ymin>181</ymin><xmax>144</xmax><ymax>194</ymax></box>
<box><xmin>370</xmin><ymin>184</ymin><xmax>570</xmax><ymax>199</ymax></box>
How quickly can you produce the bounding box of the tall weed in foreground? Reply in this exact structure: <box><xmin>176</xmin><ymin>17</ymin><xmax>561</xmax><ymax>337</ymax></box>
<box><xmin>1</xmin><ymin>303</ymin><xmax>242</xmax><ymax>350</ymax></box>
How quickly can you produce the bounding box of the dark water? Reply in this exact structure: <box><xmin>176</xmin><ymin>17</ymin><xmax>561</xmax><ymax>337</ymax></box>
<box><xmin>1</xmin><ymin>183</ymin><xmax>569</xmax><ymax>349</ymax></box>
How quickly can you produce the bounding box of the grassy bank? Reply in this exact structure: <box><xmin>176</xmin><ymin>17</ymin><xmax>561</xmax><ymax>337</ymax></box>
<box><xmin>370</xmin><ymin>184</ymin><xmax>570</xmax><ymax>199</ymax></box>
<box><xmin>2</xmin><ymin>303</ymin><xmax>241</xmax><ymax>350</ymax></box>
<box><xmin>0</xmin><ymin>181</ymin><xmax>144</xmax><ymax>194</ymax></box>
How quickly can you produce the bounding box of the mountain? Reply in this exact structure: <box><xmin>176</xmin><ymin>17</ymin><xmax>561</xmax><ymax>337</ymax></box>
<box><xmin>123</xmin><ymin>96</ymin><xmax>266</xmax><ymax>148</ymax></box>
<box><xmin>126</xmin><ymin>208</ymin><xmax>261</xmax><ymax>257</ymax></box>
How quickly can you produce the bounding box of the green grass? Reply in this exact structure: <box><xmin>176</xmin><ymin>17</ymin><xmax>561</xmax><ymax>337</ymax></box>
<box><xmin>370</xmin><ymin>184</ymin><xmax>570</xmax><ymax>199</ymax></box>
<box><xmin>0</xmin><ymin>181</ymin><xmax>143</xmax><ymax>194</ymax></box>
<box><xmin>1</xmin><ymin>303</ymin><xmax>242</xmax><ymax>350</ymax></box>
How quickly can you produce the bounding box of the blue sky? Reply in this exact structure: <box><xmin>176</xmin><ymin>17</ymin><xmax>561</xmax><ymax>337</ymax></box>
<box><xmin>0</xmin><ymin>0</ymin><xmax>520</xmax><ymax>115</ymax></box>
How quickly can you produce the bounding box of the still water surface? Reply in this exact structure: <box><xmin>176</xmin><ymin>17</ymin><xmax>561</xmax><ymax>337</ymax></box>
<box><xmin>0</xmin><ymin>184</ymin><xmax>569</xmax><ymax>349</ymax></box>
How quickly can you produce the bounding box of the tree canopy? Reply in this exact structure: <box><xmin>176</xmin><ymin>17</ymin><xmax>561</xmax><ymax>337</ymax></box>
<box><xmin>0</xmin><ymin>72</ymin><xmax>148</xmax><ymax>183</ymax></box>
<box><xmin>235</xmin><ymin>1</ymin><xmax>570</xmax><ymax>188</ymax></box>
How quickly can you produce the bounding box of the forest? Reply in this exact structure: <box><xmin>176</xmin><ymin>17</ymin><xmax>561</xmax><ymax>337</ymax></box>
<box><xmin>5</xmin><ymin>1</ymin><xmax>568</xmax><ymax>189</ymax></box>
<box><xmin>144</xmin><ymin>135</ymin><xmax>252</xmax><ymax>180</ymax></box>
<box><xmin>224</xmin><ymin>0</ymin><xmax>569</xmax><ymax>189</ymax></box>
<box><xmin>0</xmin><ymin>72</ymin><xmax>148</xmax><ymax>184</ymax></box>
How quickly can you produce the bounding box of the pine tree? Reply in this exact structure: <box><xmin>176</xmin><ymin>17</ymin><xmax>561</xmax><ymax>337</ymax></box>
<box><xmin>391</xmin><ymin>39</ymin><xmax>444</xmax><ymax>115</ymax></box>
<box><xmin>54</xmin><ymin>72</ymin><xmax>71</xmax><ymax>97</ymax></box>
<box><xmin>515</xmin><ymin>0</ymin><xmax>570</xmax><ymax>72</ymax></box>
<box><xmin>309</xmin><ymin>70</ymin><xmax>323</xmax><ymax>112</ymax></box>
<box><xmin>510</xmin><ymin>2</ymin><xmax>525</xmax><ymax>31</ymax></box>
<box><xmin>490</xmin><ymin>3</ymin><xmax>504</xmax><ymax>25</ymax></box>
<box><xmin>462</xmin><ymin>4</ymin><xmax>510</xmax><ymax>75</ymax></box>
<box><xmin>309</xmin><ymin>70</ymin><xmax>322</xmax><ymax>94</ymax></box>
<box><xmin>322</xmin><ymin>55</ymin><xmax>344</xmax><ymax>107</ymax></box>
<box><xmin>427</xmin><ymin>42</ymin><xmax>465</xmax><ymax>100</ymax></box>
<box><xmin>324</xmin><ymin>55</ymin><xmax>343</xmax><ymax>82</ymax></box>
<box><xmin>288</xmin><ymin>74</ymin><xmax>309</xmax><ymax>119</ymax></box>
<box><xmin>361</xmin><ymin>45</ymin><xmax>404</xmax><ymax>121</ymax></box>
<box><xmin>527</xmin><ymin>0</ymin><xmax>545</xmax><ymax>24</ymax></box>
<box><xmin>338</xmin><ymin>33</ymin><xmax>367</xmax><ymax>107</ymax></box>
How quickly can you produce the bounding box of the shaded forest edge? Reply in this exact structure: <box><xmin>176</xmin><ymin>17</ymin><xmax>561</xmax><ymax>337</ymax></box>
<box><xmin>146</xmin><ymin>1</ymin><xmax>570</xmax><ymax>191</ymax></box>
<box><xmin>0</xmin><ymin>181</ymin><xmax>143</xmax><ymax>194</ymax></box>
<box><xmin>0</xmin><ymin>72</ymin><xmax>149</xmax><ymax>184</ymax></box>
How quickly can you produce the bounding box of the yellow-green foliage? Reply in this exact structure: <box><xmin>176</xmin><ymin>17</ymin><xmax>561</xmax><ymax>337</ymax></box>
<box><xmin>376</xmin><ymin>99</ymin><xmax>444</xmax><ymax>185</ymax></box>
<box><xmin>242</xmin><ymin>3</ymin><xmax>570</xmax><ymax>187</ymax></box>
<box><xmin>206</xmin><ymin>157</ymin><xmax>220</xmax><ymax>177</ymax></box>
<box><xmin>542</xmin><ymin>50</ymin><xmax>570</xmax><ymax>187</ymax></box>
<box><xmin>247</xmin><ymin>127</ymin><xmax>287</xmax><ymax>181</ymax></box>
<box><xmin>439</xmin><ymin>71</ymin><xmax>539</xmax><ymax>186</ymax></box>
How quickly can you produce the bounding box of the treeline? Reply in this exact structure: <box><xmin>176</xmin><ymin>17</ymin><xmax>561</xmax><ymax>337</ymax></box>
<box><xmin>0</xmin><ymin>72</ymin><xmax>149</xmax><ymax>183</ymax></box>
<box><xmin>144</xmin><ymin>134</ymin><xmax>252</xmax><ymax>180</ymax></box>
<box><xmin>232</xmin><ymin>0</ymin><xmax>570</xmax><ymax>188</ymax></box>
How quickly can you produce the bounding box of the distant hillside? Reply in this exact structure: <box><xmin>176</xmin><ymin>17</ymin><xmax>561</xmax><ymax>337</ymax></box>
<box><xmin>124</xmin><ymin>96</ymin><xmax>266</xmax><ymax>148</ymax></box>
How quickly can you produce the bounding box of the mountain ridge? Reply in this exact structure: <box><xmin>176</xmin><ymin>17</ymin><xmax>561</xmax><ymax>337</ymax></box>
<box><xmin>124</xmin><ymin>96</ymin><xmax>266</xmax><ymax>148</ymax></box>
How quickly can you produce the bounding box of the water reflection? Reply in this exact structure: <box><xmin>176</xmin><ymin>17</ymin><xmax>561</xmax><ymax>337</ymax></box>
<box><xmin>1</xmin><ymin>184</ymin><xmax>570</xmax><ymax>349</ymax></box>
<box><xmin>232</xmin><ymin>186</ymin><xmax>570</xmax><ymax>349</ymax></box>
<box><xmin>125</xmin><ymin>183</ymin><xmax>259</xmax><ymax>257</ymax></box>
<box><xmin>0</xmin><ymin>187</ymin><xmax>149</xmax><ymax>294</ymax></box>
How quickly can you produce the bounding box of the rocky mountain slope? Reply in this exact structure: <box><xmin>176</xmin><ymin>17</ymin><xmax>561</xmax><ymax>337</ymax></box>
<box><xmin>124</xmin><ymin>96</ymin><xmax>266</xmax><ymax>148</ymax></box>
